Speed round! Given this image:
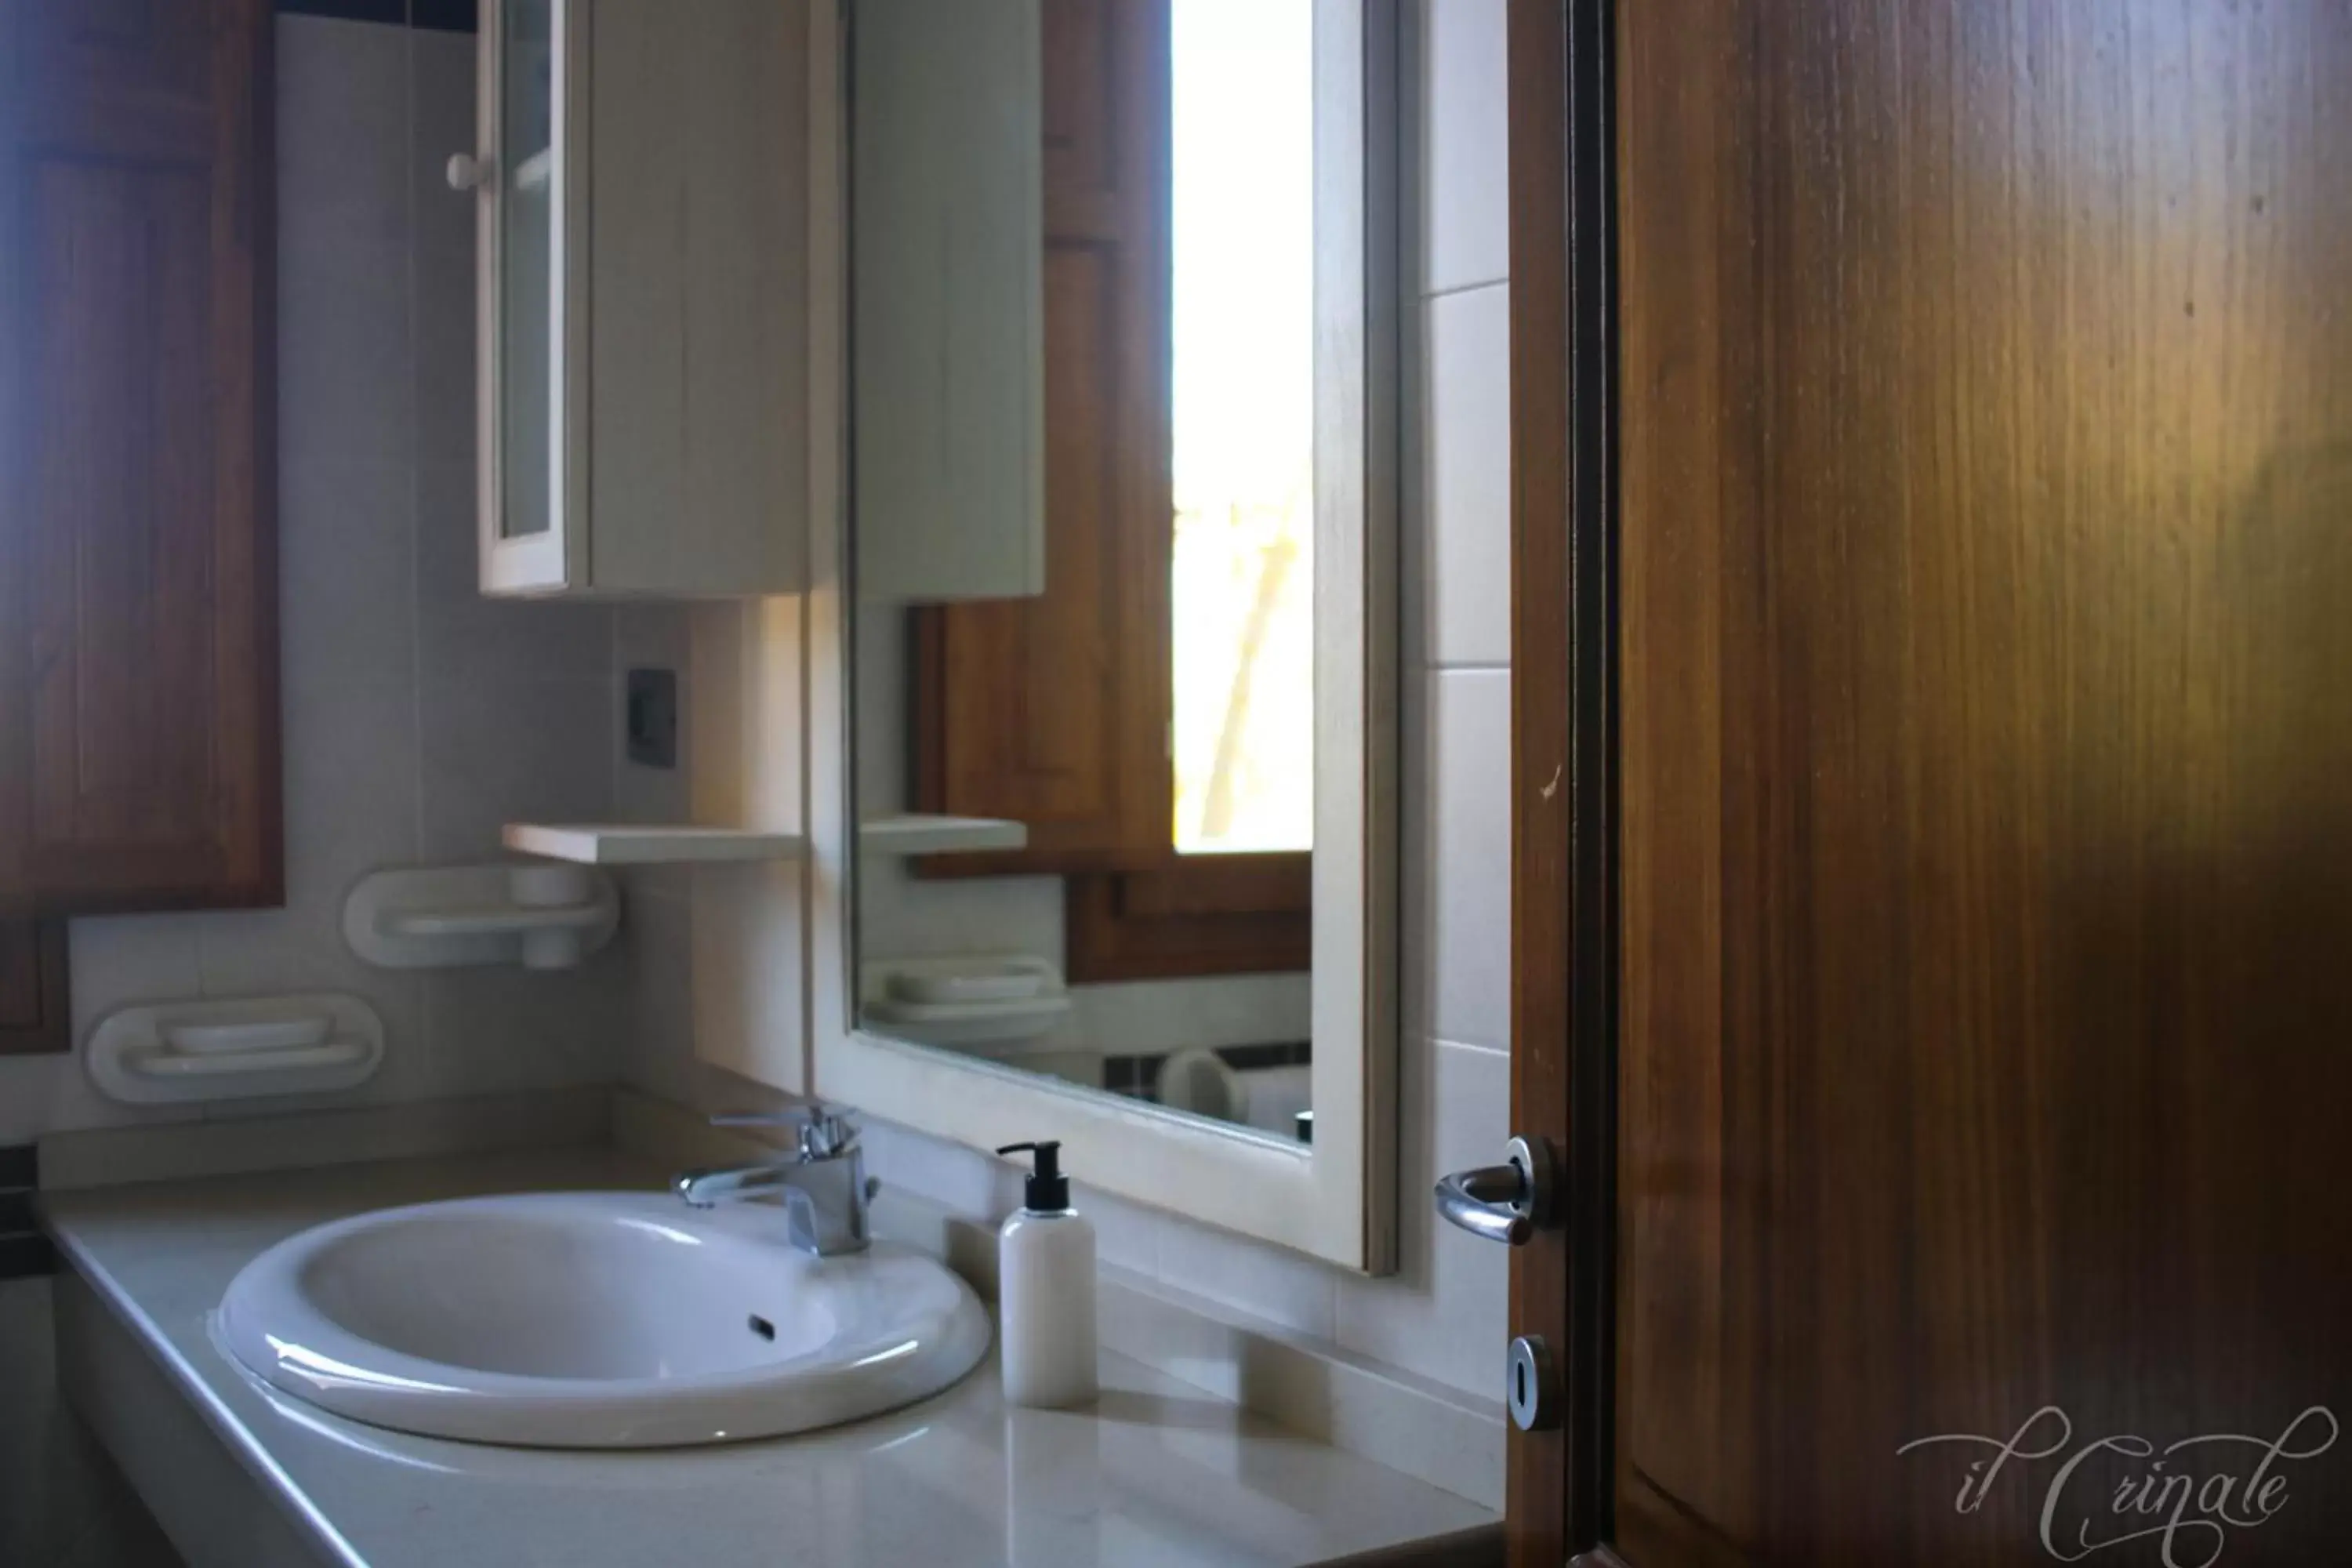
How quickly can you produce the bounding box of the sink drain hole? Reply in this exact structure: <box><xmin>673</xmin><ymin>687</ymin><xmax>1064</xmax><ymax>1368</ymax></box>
<box><xmin>748</xmin><ymin>1314</ymin><xmax>776</xmax><ymax>1342</ymax></box>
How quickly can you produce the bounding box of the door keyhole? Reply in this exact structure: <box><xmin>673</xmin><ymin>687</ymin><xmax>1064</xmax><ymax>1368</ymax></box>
<box><xmin>1507</xmin><ymin>1335</ymin><xmax>1558</xmax><ymax>1432</ymax></box>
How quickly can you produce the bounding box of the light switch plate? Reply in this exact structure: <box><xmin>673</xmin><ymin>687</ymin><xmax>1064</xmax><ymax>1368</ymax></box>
<box><xmin>626</xmin><ymin>668</ymin><xmax>678</xmax><ymax>768</ymax></box>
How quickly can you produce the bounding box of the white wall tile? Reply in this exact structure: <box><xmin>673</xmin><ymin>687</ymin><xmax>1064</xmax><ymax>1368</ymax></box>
<box><xmin>413</xmin><ymin>456</ymin><xmax>615</xmax><ymax>690</ymax></box>
<box><xmin>1420</xmin><ymin>285</ymin><xmax>1512</xmax><ymax>668</ymax></box>
<box><xmin>862</xmin><ymin>1113</ymin><xmax>1025</xmax><ymax>1221</ymax></box>
<box><xmin>619</xmin><ymin>887</ymin><xmax>697</xmax><ymax>1107</ymax></box>
<box><xmin>418</xmin><ymin>676</ymin><xmax>616</xmax><ymax>860</ymax></box>
<box><xmin>1077</xmin><ymin>1186</ymin><xmax>1167</xmax><ymax>1276</ymax></box>
<box><xmin>277</xmin><ymin>23</ymin><xmax>413</xmax><ymax>485</ymax></box>
<box><xmin>194</xmin><ymin>681</ymin><xmax>434</xmax><ymax>1106</ymax></box>
<box><xmin>0</xmin><ymin>1058</ymin><xmax>161</xmax><ymax>1145</ymax></box>
<box><xmin>278</xmin><ymin>456</ymin><xmax>419</xmax><ymax>688</ymax></box>
<box><xmin>410</xmin><ymin>31</ymin><xmax>478</xmax><ymax>478</ymax></box>
<box><xmin>69</xmin><ymin>916</ymin><xmax>205</xmax><ymax>1044</ymax></box>
<box><xmin>1156</xmin><ymin>1218</ymin><xmax>1338</xmax><ymax>1341</ymax></box>
<box><xmin>267</xmin><ymin>673</ymin><xmax>422</xmax><ymax>917</ymax></box>
<box><xmin>410</xmin><ymin>31</ymin><xmax>476</xmax><ymax>267</ymax></box>
<box><xmin>278</xmin><ymin>19</ymin><xmax>411</xmax><ymax>253</ymax></box>
<box><xmin>1418</xmin><ymin>670</ymin><xmax>1512</xmax><ymax>1053</ymax></box>
<box><xmin>1415</xmin><ymin>0</ymin><xmax>1509</xmax><ymax>296</ymax></box>
<box><xmin>1336</xmin><ymin>1038</ymin><xmax>1511</xmax><ymax>1397</ymax></box>
<box><xmin>422</xmin><ymin>959</ymin><xmax>630</xmax><ymax>1099</ymax></box>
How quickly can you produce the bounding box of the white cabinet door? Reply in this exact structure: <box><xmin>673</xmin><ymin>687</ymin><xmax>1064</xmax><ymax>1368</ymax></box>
<box><xmin>852</xmin><ymin>0</ymin><xmax>1045</xmax><ymax>604</ymax></box>
<box><xmin>476</xmin><ymin>0</ymin><xmax>579</xmax><ymax>593</ymax></box>
<box><xmin>466</xmin><ymin>0</ymin><xmax>815</xmax><ymax>600</ymax></box>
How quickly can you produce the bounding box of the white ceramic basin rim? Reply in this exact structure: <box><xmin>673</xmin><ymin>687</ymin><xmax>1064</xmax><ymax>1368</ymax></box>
<box><xmin>216</xmin><ymin>1192</ymin><xmax>991</xmax><ymax>1448</ymax></box>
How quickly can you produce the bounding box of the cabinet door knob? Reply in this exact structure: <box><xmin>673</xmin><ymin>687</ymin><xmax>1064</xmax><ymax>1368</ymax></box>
<box><xmin>1432</xmin><ymin>1134</ymin><xmax>1555</xmax><ymax>1245</ymax></box>
<box><xmin>445</xmin><ymin>152</ymin><xmax>493</xmax><ymax>191</ymax></box>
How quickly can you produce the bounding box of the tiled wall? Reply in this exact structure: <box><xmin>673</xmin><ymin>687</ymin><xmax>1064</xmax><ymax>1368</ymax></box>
<box><xmin>728</xmin><ymin>0</ymin><xmax>1520</xmax><ymax>1439</ymax></box>
<box><xmin>0</xmin><ymin>14</ymin><xmax>655</xmax><ymax>1147</ymax></box>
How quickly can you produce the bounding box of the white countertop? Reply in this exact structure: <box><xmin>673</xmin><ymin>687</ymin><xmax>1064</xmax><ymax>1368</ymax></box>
<box><xmin>41</xmin><ymin>1148</ymin><xmax>1498</xmax><ymax>1568</ymax></box>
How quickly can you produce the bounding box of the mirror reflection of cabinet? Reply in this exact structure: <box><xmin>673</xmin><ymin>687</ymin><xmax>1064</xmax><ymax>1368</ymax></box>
<box><xmin>852</xmin><ymin>0</ymin><xmax>1046</xmax><ymax>604</ymax></box>
<box><xmin>459</xmin><ymin>0</ymin><xmax>813</xmax><ymax>598</ymax></box>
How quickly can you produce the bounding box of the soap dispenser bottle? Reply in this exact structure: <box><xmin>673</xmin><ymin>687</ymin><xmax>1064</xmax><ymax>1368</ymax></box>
<box><xmin>994</xmin><ymin>1140</ymin><xmax>1098</xmax><ymax>1408</ymax></box>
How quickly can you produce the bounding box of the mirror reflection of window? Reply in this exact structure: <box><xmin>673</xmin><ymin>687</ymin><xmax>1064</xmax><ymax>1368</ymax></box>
<box><xmin>849</xmin><ymin>0</ymin><xmax>1360</xmax><ymax>1145</ymax></box>
<box><xmin>1170</xmin><ymin>0</ymin><xmax>1315</xmax><ymax>856</ymax></box>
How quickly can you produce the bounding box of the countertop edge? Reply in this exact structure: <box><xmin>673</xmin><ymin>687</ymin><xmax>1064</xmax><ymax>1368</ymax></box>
<box><xmin>45</xmin><ymin>1223</ymin><xmax>375</xmax><ymax>1568</ymax></box>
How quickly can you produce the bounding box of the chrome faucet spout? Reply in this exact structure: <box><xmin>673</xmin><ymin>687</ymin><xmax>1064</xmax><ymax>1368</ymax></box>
<box><xmin>673</xmin><ymin>1166</ymin><xmax>792</xmax><ymax>1209</ymax></box>
<box><xmin>670</xmin><ymin>1106</ymin><xmax>875</xmax><ymax>1257</ymax></box>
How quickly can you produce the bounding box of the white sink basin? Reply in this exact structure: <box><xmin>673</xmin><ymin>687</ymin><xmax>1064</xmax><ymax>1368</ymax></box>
<box><xmin>216</xmin><ymin>1192</ymin><xmax>991</xmax><ymax>1448</ymax></box>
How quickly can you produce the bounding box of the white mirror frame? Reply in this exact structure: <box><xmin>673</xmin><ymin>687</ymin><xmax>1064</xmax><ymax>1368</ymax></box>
<box><xmin>807</xmin><ymin>0</ymin><xmax>1398</xmax><ymax>1272</ymax></box>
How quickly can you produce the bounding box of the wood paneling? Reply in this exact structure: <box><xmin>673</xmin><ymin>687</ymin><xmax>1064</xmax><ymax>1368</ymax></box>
<box><xmin>0</xmin><ymin>0</ymin><xmax>280</xmax><ymax>914</ymax></box>
<box><xmin>1504</xmin><ymin>0</ymin><xmax>1578</xmax><ymax>1559</ymax></box>
<box><xmin>1065</xmin><ymin>855</ymin><xmax>1309</xmax><ymax>984</ymax></box>
<box><xmin>0</xmin><ymin>918</ymin><xmax>67</xmax><ymax>1056</ymax></box>
<box><xmin>1605</xmin><ymin>2</ymin><xmax>2352</xmax><ymax>1562</ymax></box>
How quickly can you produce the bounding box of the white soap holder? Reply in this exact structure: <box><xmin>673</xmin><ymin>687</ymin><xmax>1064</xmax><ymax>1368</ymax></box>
<box><xmin>343</xmin><ymin>862</ymin><xmax>621</xmax><ymax>971</ymax></box>
<box><xmin>858</xmin><ymin>955</ymin><xmax>1071</xmax><ymax>1051</ymax></box>
<box><xmin>86</xmin><ymin>994</ymin><xmax>386</xmax><ymax>1105</ymax></box>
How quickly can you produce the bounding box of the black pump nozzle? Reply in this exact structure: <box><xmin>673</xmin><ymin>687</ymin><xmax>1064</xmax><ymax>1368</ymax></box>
<box><xmin>995</xmin><ymin>1139</ymin><xmax>1070</xmax><ymax>1212</ymax></box>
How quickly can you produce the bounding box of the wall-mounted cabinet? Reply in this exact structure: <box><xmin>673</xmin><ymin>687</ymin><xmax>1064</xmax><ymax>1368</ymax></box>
<box><xmin>456</xmin><ymin>0</ymin><xmax>815</xmax><ymax>598</ymax></box>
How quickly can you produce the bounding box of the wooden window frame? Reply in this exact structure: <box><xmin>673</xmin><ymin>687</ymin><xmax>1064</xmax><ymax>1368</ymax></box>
<box><xmin>0</xmin><ymin>0</ymin><xmax>282</xmax><ymax>916</ymax></box>
<box><xmin>0</xmin><ymin>919</ymin><xmax>67</xmax><ymax>1056</ymax></box>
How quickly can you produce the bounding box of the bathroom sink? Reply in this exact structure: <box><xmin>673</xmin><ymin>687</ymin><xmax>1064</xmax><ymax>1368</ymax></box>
<box><xmin>215</xmin><ymin>1191</ymin><xmax>991</xmax><ymax>1447</ymax></box>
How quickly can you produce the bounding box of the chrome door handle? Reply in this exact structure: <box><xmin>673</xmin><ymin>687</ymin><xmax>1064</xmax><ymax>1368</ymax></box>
<box><xmin>1433</xmin><ymin>1135</ymin><xmax>1555</xmax><ymax>1245</ymax></box>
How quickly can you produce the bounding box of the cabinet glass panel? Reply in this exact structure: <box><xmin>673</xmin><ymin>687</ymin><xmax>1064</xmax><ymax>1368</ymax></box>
<box><xmin>499</xmin><ymin>0</ymin><xmax>556</xmax><ymax>539</ymax></box>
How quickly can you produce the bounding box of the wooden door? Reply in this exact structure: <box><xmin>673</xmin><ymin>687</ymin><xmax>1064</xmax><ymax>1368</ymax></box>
<box><xmin>0</xmin><ymin>0</ymin><xmax>280</xmax><ymax>914</ymax></box>
<box><xmin>1510</xmin><ymin>2</ymin><xmax>2352</xmax><ymax>1563</ymax></box>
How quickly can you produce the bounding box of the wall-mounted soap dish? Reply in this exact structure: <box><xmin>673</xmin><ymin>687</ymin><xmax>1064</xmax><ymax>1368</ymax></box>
<box><xmin>343</xmin><ymin>862</ymin><xmax>621</xmax><ymax>971</ymax></box>
<box><xmin>86</xmin><ymin>994</ymin><xmax>386</xmax><ymax>1105</ymax></box>
<box><xmin>858</xmin><ymin>955</ymin><xmax>1070</xmax><ymax>1051</ymax></box>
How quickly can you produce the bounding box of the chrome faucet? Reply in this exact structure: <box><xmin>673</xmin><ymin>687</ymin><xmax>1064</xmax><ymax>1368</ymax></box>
<box><xmin>672</xmin><ymin>1106</ymin><xmax>877</xmax><ymax>1258</ymax></box>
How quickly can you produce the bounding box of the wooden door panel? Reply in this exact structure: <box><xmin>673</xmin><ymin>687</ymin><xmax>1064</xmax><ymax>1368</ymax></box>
<box><xmin>1606</xmin><ymin>3</ymin><xmax>2352</xmax><ymax>1564</ymax></box>
<box><xmin>27</xmin><ymin>163</ymin><xmax>218</xmax><ymax>854</ymax></box>
<box><xmin>0</xmin><ymin>917</ymin><xmax>68</xmax><ymax>1056</ymax></box>
<box><xmin>1504</xmin><ymin>0</ymin><xmax>1577</xmax><ymax>1559</ymax></box>
<box><xmin>0</xmin><ymin>0</ymin><xmax>279</xmax><ymax>914</ymax></box>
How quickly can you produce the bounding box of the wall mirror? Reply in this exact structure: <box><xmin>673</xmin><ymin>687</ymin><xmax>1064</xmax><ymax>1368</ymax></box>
<box><xmin>811</xmin><ymin>0</ymin><xmax>1396</xmax><ymax>1270</ymax></box>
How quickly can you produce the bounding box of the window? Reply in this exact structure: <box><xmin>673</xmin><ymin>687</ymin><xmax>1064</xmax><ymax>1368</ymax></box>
<box><xmin>1170</xmin><ymin>0</ymin><xmax>1315</xmax><ymax>855</ymax></box>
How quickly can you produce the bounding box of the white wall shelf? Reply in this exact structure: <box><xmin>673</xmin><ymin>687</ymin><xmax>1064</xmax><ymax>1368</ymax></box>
<box><xmin>858</xmin><ymin>815</ymin><xmax>1028</xmax><ymax>857</ymax></box>
<box><xmin>345</xmin><ymin>863</ymin><xmax>621</xmax><ymax>971</ymax></box>
<box><xmin>503</xmin><ymin>823</ymin><xmax>808</xmax><ymax>866</ymax></box>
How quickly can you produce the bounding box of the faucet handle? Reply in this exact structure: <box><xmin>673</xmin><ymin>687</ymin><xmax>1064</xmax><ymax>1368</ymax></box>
<box><xmin>710</xmin><ymin>1105</ymin><xmax>858</xmax><ymax>1160</ymax></box>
